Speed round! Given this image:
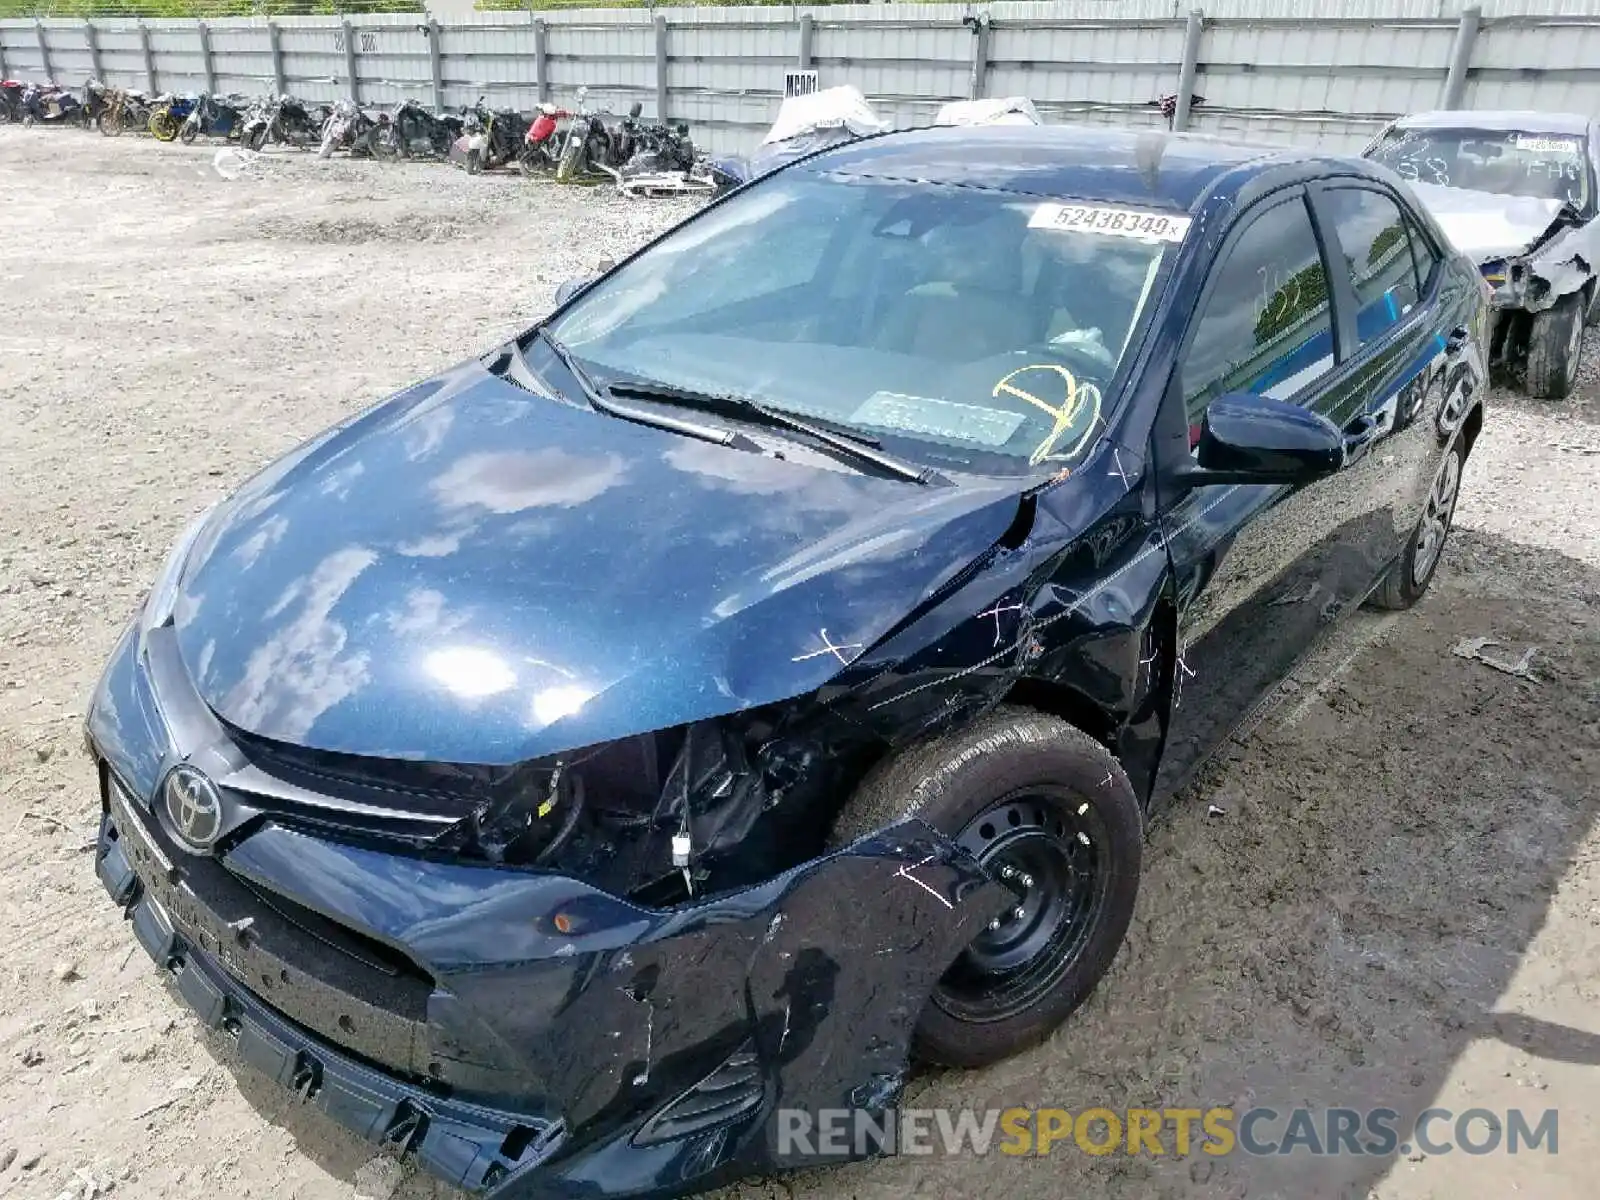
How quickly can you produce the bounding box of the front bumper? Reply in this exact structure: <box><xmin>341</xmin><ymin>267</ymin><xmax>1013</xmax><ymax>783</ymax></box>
<box><xmin>99</xmin><ymin>799</ymin><xmax>564</xmax><ymax>1189</ymax></box>
<box><xmin>87</xmin><ymin>620</ymin><xmax>1008</xmax><ymax>1198</ymax></box>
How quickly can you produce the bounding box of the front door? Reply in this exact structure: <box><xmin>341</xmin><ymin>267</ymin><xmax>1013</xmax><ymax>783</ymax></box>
<box><xmin>1150</xmin><ymin>186</ymin><xmax>1381</xmax><ymax>799</ymax></box>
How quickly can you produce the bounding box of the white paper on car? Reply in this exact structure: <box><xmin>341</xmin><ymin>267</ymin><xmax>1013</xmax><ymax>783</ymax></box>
<box><xmin>1028</xmin><ymin>203</ymin><xmax>1192</xmax><ymax>243</ymax></box>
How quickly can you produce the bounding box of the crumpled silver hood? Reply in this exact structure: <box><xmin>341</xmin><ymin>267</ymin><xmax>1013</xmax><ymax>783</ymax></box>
<box><xmin>1409</xmin><ymin>182</ymin><xmax>1565</xmax><ymax>262</ymax></box>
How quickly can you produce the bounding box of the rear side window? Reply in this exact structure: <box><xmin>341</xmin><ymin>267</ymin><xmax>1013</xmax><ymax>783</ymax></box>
<box><xmin>1321</xmin><ymin>187</ymin><xmax>1422</xmax><ymax>347</ymax></box>
<box><xmin>1406</xmin><ymin>214</ymin><xmax>1441</xmax><ymax>295</ymax></box>
<box><xmin>1182</xmin><ymin>194</ymin><xmax>1334</xmax><ymax>425</ymax></box>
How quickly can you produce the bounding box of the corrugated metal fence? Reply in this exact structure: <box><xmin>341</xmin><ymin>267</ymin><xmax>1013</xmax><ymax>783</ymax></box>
<box><xmin>4</xmin><ymin>1</ymin><xmax>1600</xmax><ymax>154</ymax></box>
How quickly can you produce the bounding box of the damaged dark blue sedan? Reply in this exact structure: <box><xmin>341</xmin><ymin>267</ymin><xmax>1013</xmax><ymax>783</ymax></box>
<box><xmin>86</xmin><ymin>124</ymin><xmax>1487</xmax><ymax>1197</ymax></box>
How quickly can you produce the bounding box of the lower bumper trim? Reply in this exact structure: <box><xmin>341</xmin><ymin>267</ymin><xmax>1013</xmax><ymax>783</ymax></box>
<box><xmin>98</xmin><ymin>813</ymin><xmax>567</xmax><ymax>1193</ymax></box>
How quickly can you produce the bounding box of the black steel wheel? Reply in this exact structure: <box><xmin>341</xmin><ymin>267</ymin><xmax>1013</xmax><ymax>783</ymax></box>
<box><xmin>937</xmin><ymin>786</ymin><xmax>1111</xmax><ymax>1024</ymax></box>
<box><xmin>831</xmin><ymin>705</ymin><xmax>1142</xmax><ymax>1068</ymax></box>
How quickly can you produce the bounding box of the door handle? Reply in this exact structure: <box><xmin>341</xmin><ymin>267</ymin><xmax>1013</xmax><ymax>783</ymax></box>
<box><xmin>1445</xmin><ymin>325</ymin><xmax>1470</xmax><ymax>354</ymax></box>
<box><xmin>1343</xmin><ymin>413</ymin><xmax>1380</xmax><ymax>462</ymax></box>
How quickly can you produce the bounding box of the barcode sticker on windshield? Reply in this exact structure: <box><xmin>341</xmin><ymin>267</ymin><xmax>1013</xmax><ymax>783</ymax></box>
<box><xmin>1029</xmin><ymin>203</ymin><xmax>1192</xmax><ymax>243</ymax></box>
<box><xmin>1514</xmin><ymin>135</ymin><xmax>1581</xmax><ymax>154</ymax></box>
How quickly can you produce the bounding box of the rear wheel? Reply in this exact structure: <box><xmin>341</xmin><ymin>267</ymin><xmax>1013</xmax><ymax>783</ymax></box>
<box><xmin>1526</xmin><ymin>293</ymin><xmax>1584</xmax><ymax>399</ymax></box>
<box><xmin>830</xmin><ymin>706</ymin><xmax>1142</xmax><ymax>1068</ymax></box>
<box><xmin>149</xmin><ymin>110</ymin><xmax>178</xmax><ymax>141</ymax></box>
<box><xmin>1368</xmin><ymin>441</ymin><xmax>1465</xmax><ymax>611</ymax></box>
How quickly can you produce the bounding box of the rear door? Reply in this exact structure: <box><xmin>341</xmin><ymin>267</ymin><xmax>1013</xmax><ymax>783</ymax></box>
<box><xmin>1305</xmin><ymin>181</ymin><xmax>1468</xmax><ymax>604</ymax></box>
<box><xmin>1151</xmin><ymin>183</ymin><xmax>1422</xmax><ymax>799</ymax></box>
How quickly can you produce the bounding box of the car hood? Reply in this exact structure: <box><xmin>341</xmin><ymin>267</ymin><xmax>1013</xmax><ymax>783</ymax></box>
<box><xmin>1409</xmin><ymin>182</ymin><xmax>1568</xmax><ymax>262</ymax></box>
<box><xmin>171</xmin><ymin>360</ymin><xmax>1028</xmax><ymax>764</ymax></box>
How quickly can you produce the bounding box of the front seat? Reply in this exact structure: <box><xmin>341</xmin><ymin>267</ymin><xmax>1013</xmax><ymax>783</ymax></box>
<box><xmin>873</xmin><ymin>225</ymin><xmax>1032</xmax><ymax>361</ymax></box>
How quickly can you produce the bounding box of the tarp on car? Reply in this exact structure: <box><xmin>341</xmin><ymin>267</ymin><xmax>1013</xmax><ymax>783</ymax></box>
<box><xmin>762</xmin><ymin>84</ymin><xmax>889</xmax><ymax>146</ymax></box>
<box><xmin>933</xmin><ymin>97</ymin><xmax>1043</xmax><ymax>127</ymax></box>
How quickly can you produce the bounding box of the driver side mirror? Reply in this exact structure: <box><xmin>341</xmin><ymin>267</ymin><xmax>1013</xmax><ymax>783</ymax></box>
<box><xmin>1181</xmin><ymin>393</ymin><xmax>1345</xmax><ymax>487</ymax></box>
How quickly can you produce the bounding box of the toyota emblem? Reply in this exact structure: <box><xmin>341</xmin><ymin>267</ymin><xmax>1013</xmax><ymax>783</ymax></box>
<box><xmin>164</xmin><ymin>765</ymin><xmax>223</xmax><ymax>851</ymax></box>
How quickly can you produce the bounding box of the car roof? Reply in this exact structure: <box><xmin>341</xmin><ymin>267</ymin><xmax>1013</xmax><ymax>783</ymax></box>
<box><xmin>801</xmin><ymin>123</ymin><xmax>1312</xmax><ymax>212</ymax></box>
<box><xmin>1390</xmin><ymin>109</ymin><xmax>1591</xmax><ymax>135</ymax></box>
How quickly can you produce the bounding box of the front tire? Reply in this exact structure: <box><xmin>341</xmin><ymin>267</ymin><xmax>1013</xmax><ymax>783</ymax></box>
<box><xmin>555</xmin><ymin>136</ymin><xmax>585</xmax><ymax>183</ymax></box>
<box><xmin>149</xmin><ymin>111</ymin><xmax>177</xmax><ymax>141</ymax></box>
<box><xmin>830</xmin><ymin>706</ymin><xmax>1142</xmax><ymax>1068</ymax></box>
<box><xmin>1526</xmin><ymin>294</ymin><xmax>1584</xmax><ymax>399</ymax></box>
<box><xmin>178</xmin><ymin>120</ymin><xmax>198</xmax><ymax>146</ymax></box>
<box><xmin>1368</xmin><ymin>440</ymin><xmax>1465</xmax><ymax>611</ymax></box>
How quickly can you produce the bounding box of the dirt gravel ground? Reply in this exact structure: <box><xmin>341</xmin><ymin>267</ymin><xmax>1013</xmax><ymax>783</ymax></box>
<box><xmin>1</xmin><ymin>128</ymin><xmax>1597</xmax><ymax>1200</ymax></box>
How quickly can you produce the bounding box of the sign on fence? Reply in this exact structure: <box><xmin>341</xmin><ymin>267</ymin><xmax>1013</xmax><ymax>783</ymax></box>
<box><xmin>784</xmin><ymin>70</ymin><xmax>819</xmax><ymax>99</ymax></box>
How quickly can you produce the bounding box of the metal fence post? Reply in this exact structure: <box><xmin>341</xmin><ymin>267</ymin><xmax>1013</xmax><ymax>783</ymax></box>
<box><xmin>196</xmin><ymin>21</ymin><xmax>215</xmax><ymax>96</ymax></box>
<box><xmin>0</xmin><ymin>30</ymin><xmax>8</xmax><ymax>80</ymax></box>
<box><xmin>35</xmin><ymin>19</ymin><xmax>54</xmax><ymax>84</ymax></box>
<box><xmin>1173</xmin><ymin>8</ymin><xmax>1204</xmax><ymax>132</ymax></box>
<box><xmin>654</xmin><ymin>16</ymin><xmax>669</xmax><ymax>122</ymax></box>
<box><xmin>267</xmin><ymin>21</ymin><xmax>286</xmax><ymax>96</ymax></box>
<box><xmin>967</xmin><ymin>14</ymin><xmax>991</xmax><ymax>100</ymax></box>
<box><xmin>427</xmin><ymin>20</ymin><xmax>443</xmax><ymax>113</ymax></box>
<box><xmin>84</xmin><ymin>22</ymin><xmax>102</xmax><ymax>82</ymax></box>
<box><xmin>798</xmin><ymin>13</ymin><xmax>813</xmax><ymax>69</ymax></box>
<box><xmin>138</xmin><ymin>21</ymin><xmax>157</xmax><ymax>95</ymax></box>
<box><xmin>534</xmin><ymin>18</ymin><xmax>549</xmax><ymax>104</ymax></box>
<box><xmin>1440</xmin><ymin>5</ymin><xmax>1481</xmax><ymax>110</ymax></box>
<box><xmin>342</xmin><ymin>18</ymin><xmax>359</xmax><ymax>105</ymax></box>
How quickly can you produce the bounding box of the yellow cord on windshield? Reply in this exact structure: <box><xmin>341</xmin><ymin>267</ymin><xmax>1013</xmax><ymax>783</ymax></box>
<box><xmin>992</xmin><ymin>364</ymin><xmax>1104</xmax><ymax>466</ymax></box>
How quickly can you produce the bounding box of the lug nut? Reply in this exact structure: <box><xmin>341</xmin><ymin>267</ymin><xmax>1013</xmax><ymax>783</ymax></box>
<box><xmin>988</xmin><ymin>917</ymin><xmax>1002</xmax><ymax>931</ymax></box>
<box><xmin>999</xmin><ymin>865</ymin><xmax>1015</xmax><ymax>880</ymax></box>
<box><xmin>1013</xmin><ymin>906</ymin><xmax>1026</xmax><ymax>920</ymax></box>
<box><xmin>1018</xmin><ymin>873</ymin><xmax>1034</xmax><ymax>889</ymax></box>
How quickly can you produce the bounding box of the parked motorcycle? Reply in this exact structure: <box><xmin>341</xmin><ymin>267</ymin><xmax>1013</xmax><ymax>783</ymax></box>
<box><xmin>81</xmin><ymin>79</ymin><xmax>113</xmax><ymax>131</ymax></box>
<box><xmin>516</xmin><ymin>103</ymin><xmax>570</xmax><ymax>174</ymax></box>
<box><xmin>98</xmin><ymin>86</ymin><xmax>153</xmax><ymax>137</ymax></box>
<box><xmin>239</xmin><ymin>93</ymin><xmax>320</xmax><ymax>151</ymax></box>
<box><xmin>19</xmin><ymin>83</ymin><xmax>84</xmax><ymax>129</ymax></box>
<box><xmin>0</xmin><ymin>80</ymin><xmax>19</xmax><ymax>123</ymax></box>
<box><xmin>554</xmin><ymin>88</ymin><xmax>628</xmax><ymax>184</ymax></box>
<box><xmin>147</xmin><ymin>93</ymin><xmax>191</xmax><ymax>142</ymax></box>
<box><xmin>372</xmin><ymin>97</ymin><xmax>461</xmax><ymax>160</ymax></box>
<box><xmin>708</xmin><ymin>84</ymin><xmax>887</xmax><ymax>195</ymax></box>
<box><xmin>318</xmin><ymin>99</ymin><xmax>376</xmax><ymax>158</ymax></box>
<box><xmin>0</xmin><ymin>80</ymin><xmax>25</xmax><ymax>124</ymax></box>
<box><xmin>179</xmin><ymin>92</ymin><xmax>245</xmax><ymax>144</ymax></box>
<box><xmin>451</xmin><ymin>96</ymin><xmax>527</xmax><ymax>172</ymax></box>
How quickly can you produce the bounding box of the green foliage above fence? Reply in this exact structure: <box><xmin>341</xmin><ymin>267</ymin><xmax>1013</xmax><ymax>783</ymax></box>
<box><xmin>0</xmin><ymin>0</ymin><xmax>423</xmax><ymax>16</ymax></box>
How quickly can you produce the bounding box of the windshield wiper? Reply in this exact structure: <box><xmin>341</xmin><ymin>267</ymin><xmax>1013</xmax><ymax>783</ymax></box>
<box><xmin>527</xmin><ymin>329</ymin><xmax>753</xmax><ymax>450</ymax></box>
<box><xmin>608</xmin><ymin>378</ymin><xmax>932</xmax><ymax>485</ymax></box>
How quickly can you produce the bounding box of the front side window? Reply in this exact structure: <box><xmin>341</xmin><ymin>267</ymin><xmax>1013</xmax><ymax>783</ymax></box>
<box><xmin>1321</xmin><ymin>187</ymin><xmax>1422</xmax><ymax>347</ymax></box>
<box><xmin>548</xmin><ymin>170</ymin><xmax>1185</xmax><ymax>475</ymax></box>
<box><xmin>1182</xmin><ymin>195</ymin><xmax>1335</xmax><ymax>428</ymax></box>
<box><xmin>1368</xmin><ymin>126</ymin><xmax>1592</xmax><ymax>211</ymax></box>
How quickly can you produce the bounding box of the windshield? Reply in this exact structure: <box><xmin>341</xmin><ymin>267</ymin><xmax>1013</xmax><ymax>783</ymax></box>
<box><xmin>1369</xmin><ymin>126</ymin><xmax>1592</xmax><ymax>209</ymax></box>
<box><xmin>546</xmin><ymin>170</ymin><xmax>1184</xmax><ymax>476</ymax></box>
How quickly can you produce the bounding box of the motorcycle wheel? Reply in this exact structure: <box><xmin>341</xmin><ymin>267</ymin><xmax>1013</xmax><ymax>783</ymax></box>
<box><xmin>178</xmin><ymin>120</ymin><xmax>199</xmax><ymax>146</ymax></box>
<box><xmin>371</xmin><ymin>127</ymin><xmax>400</xmax><ymax>161</ymax></box>
<box><xmin>242</xmin><ymin>126</ymin><xmax>267</xmax><ymax>153</ymax></box>
<box><xmin>149</xmin><ymin>111</ymin><xmax>178</xmax><ymax>142</ymax></box>
<box><xmin>555</xmin><ymin>136</ymin><xmax>585</xmax><ymax>184</ymax></box>
<box><xmin>466</xmin><ymin>148</ymin><xmax>483</xmax><ymax>175</ymax></box>
<box><xmin>98</xmin><ymin>110</ymin><xmax>119</xmax><ymax>137</ymax></box>
<box><xmin>22</xmin><ymin>114</ymin><xmax>35</xmax><ymax>129</ymax></box>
